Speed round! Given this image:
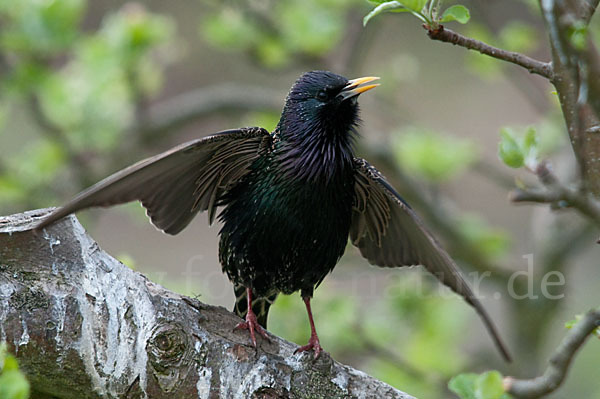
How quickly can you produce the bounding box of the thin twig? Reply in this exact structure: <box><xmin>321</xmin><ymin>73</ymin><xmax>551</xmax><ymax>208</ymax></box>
<box><xmin>582</xmin><ymin>0</ymin><xmax>600</xmax><ymax>24</ymax></box>
<box><xmin>467</xmin><ymin>1</ymin><xmax>552</xmax><ymax>116</ymax></box>
<box><xmin>426</xmin><ymin>26</ymin><xmax>554</xmax><ymax>80</ymax></box>
<box><xmin>510</xmin><ymin>162</ymin><xmax>600</xmax><ymax>227</ymax></box>
<box><xmin>505</xmin><ymin>309</ymin><xmax>600</xmax><ymax>398</ymax></box>
<box><xmin>472</xmin><ymin>161</ymin><xmax>516</xmax><ymax>189</ymax></box>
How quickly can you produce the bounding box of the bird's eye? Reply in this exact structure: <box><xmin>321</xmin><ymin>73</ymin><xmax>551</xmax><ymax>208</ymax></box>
<box><xmin>316</xmin><ymin>90</ymin><xmax>328</xmax><ymax>101</ymax></box>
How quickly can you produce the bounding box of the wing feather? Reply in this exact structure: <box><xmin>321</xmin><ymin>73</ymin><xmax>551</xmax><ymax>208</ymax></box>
<box><xmin>350</xmin><ymin>158</ymin><xmax>511</xmax><ymax>362</ymax></box>
<box><xmin>35</xmin><ymin>127</ymin><xmax>271</xmax><ymax>234</ymax></box>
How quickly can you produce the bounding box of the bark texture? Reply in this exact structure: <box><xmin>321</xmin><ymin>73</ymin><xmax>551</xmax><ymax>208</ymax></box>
<box><xmin>541</xmin><ymin>0</ymin><xmax>600</xmax><ymax>195</ymax></box>
<box><xmin>0</xmin><ymin>208</ymin><xmax>414</xmax><ymax>399</ymax></box>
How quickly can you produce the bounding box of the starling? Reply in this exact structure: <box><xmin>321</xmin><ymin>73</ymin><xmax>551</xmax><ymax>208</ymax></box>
<box><xmin>35</xmin><ymin>71</ymin><xmax>511</xmax><ymax>361</ymax></box>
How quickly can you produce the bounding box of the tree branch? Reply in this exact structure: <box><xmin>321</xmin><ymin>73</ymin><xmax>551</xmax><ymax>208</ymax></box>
<box><xmin>426</xmin><ymin>26</ymin><xmax>554</xmax><ymax>79</ymax></box>
<box><xmin>0</xmin><ymin>208</ymin><xmax>414</xmax><ymax>399</ymax></box>
<box><xmin>505</xmin><ymin>309</ymin><xmax>600</xmax><ymax>398</ymax></box>
<box><xmin>135</xmin><ymin>84</ymin><xmax>283</xmax><ymax>144</ymax></box>
<box><xmin>509</xmin><ymin>162</ymin><xmax>600</xmax><ymax>227</ymax></box>
<box><xmin>581</xmin><ymin>0</ymin><xmax>600</xmax><ymax>24</ymax></box>
<box><xmin>539</xmin><ymin>0</ymin><xmax>600</xmax><ymax>195</ymax></box>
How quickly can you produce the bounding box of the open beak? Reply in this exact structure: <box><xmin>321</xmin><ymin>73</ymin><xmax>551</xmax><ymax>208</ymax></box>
<box><xmin>337</xmin><ymin>76</ymin><xmax>380</xmax><ymax>101</ymax></box>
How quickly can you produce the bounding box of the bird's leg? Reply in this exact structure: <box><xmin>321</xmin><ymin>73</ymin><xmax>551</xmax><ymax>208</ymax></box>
<box><xmin>294</xmin><ymin>296</ymin><xmax>323</xmax><ymax>359</ymax></box>
<box><xmin>234</xmin><ymin>287</ymin><xmax>269</xmax><ymax>347</ymax></box>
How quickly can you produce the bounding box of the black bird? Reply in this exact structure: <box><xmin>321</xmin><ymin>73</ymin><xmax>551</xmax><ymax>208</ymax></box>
<box><xmin>35</xmin><ymin>71</ymin><xmax>511</xmax><ymax>361</ymax></box>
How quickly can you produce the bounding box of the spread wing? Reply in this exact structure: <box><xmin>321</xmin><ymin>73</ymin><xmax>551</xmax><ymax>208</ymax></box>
<box><xmin>350</xmin><ymin>158</ymin><xmax>511</xmax><ymax>362</ymax></box>
<box><xmin>35</xmin><ymin>127</ymin><xmax>272</xmax><ymax>234</ymax></box>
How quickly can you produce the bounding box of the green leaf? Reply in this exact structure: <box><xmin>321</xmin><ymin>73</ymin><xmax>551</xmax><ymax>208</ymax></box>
<box><xmin>522</xmin><ymin>126</ymin><xmax>538</xmax><ymax>152</ymax></box>
<box><xmin>522</xmin><ymin>126</ymin><xmax>539</xmax><ymax>168</ymax></box>
<box><xmin>498</xmin><ymin>125</ymin><xmax>545</xmax><ymax>169</ymax></box>
<box><xmin>0</xmin><ymin>343</ymin><xmax>30</xmax><ymax>399</ymax></box>
<box><xmin>398</xmin><ymin>0</ymin><xmax>428</xmax><ymax>12</ymax></box>
<box><xmin>440</xmin><ymin>5</ymin><xmax>471</xmax><ymax>24</ymax></box>
<box><xmin>449</xmin><ymin>373</ymin><xmax>478</xmax><ymax>399</ymax></box>
<box><xmin>0</xmin><ymin>370</ymin><xmax>30</xmax><ymax>399</ymax></box>
<box><xmin>564</xmin><ymin>319</ymin><xmax>577</xmax><ymax>329</ymax></box>
<box><xmin>498</xmin><ymin>128</ymin><xmax>524</xmax><ymax>168</ymax></box>
<box><xmin>2</xmin><ymin>356</ymin><xmax>19</xmax><ymax>372</ymax></box>
<box><xmin>475</xmin><ymin>371</ymin><xmax>505</xmax><ymax>399</ymax></box>
<box><xmin>363</xmin><ymin>1</ymin><xmax>407</xmax><ymax>26</ymax></box>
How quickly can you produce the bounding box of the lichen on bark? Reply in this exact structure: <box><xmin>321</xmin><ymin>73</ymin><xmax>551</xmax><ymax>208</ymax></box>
<box><xmin>0</xmin><ymin>209</ymin><xmax>414</xmax><ymax>399</ymax></box>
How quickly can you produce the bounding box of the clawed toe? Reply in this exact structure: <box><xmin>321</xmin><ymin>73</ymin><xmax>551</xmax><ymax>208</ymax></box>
<box><xmin>294</xmin><ymin>336</ymin><xmax>323</xmax><ymax>359</ymax></box>
<box><xmin>234</xmin><ymin>312</ymin><xmax>270</xmax><ymax>347</ymax></box>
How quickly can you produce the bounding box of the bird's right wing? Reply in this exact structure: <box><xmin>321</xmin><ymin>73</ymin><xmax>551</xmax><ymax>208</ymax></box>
<box><xmin>350</xmin><ymin>158</ymin><xmax>511</xmax><ymax>361</ymax></box>
<box><xmin>35</xmin><ymin>127</ymin><xmax>272</xmax><ymax>235</ymax></box>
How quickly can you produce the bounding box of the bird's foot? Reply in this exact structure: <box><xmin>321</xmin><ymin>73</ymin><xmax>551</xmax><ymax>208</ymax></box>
<box><xmin>234</xmin><ymin>310</ymin><xmax>270</xmax><ymax>347</ymax></box>
<box><xmin>294</xmin><ymin>333</ymin><xmax>323</xmax><ymax>359</ymax></box>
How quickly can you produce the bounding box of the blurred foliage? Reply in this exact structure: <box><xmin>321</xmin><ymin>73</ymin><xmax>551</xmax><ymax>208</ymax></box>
<box><xmin>457</xmin><ymin>214</ymin><xmax>511</xmax><ymax>260</ymax></box>
<box><xmin>392</xmin><ymin>127</ymin><xmax>478</xmax><ymax>182</ymax></box>
<box><xmin>0</xmin><ymin>0</ymin><xmax>175</xmax><ymax>212</ymax></box>
<box><xmin>363</xmin><ymin>0</ymin><xmax>470</xmax><ymax>27</ymax></box>
<box><xmin>243</xmin><ymin>111</ymin><xmax>280</xmax><ymax>132</ymax></box>
<box><xmin>567</xmin><ymin>21</ymin><xmax>588</xmax><ymax>50</ymax></box>
<box><xmin>200</xmin><ymin>0</ymin><xmax>363</xmax><ymax>68</ymax></box>
<box><xmin>464</xmin><ymin>22</ymin><xmax>539</xmax><ymax>80</ymax></box>
<box><xmin>0</xmin><ymin>343</ymin><xmax>30</xmax><ymax>399</ymax></box>
<box><xmin>449</xmin><ymin>371</ymin><xmax>509</xmax><ymax>399</ymax></box>
<box><xmin>269</xmin><ymin>273</ymin><xmax>471</xmax><ymax>398</ymax></box>
<box><xmin>0</xmin><ymin>0</ymin><xmax>85</xmax><ymax>56</ymax></box>
<box><xmin>0</xmin><ymin>140</ymin><xmax>66</xmax><ymax>206</ymax></box>
<box><xmin>1</xmin><ymin>1</ymin><xmax>599</xmax><ymax>398</ymax></box>
<box><xmin>37</xmin><ymin>6</ymin><xmax>173</xmax><ymax>150</ymax></box>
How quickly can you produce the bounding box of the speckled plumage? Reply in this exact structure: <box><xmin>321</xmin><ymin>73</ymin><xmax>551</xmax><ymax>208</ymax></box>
<box><xmin>219</xmin><ymin>72</ymin><xmax>357</xmax><ymax>301</ymax></box>
<box><xmin>36</xmin><ymin>71</ymin><xmax>511</xmax><ymax>361</ymax></box>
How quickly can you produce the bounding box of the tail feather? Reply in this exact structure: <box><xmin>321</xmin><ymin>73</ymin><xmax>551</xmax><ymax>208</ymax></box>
<box><xmin>233</xmin><ymin>285</ymin><xmax>278</xmax><ymax>328</ymax></box>
<box><xmin>466</xmin><ymin>294</ymin><xmax>512</xmax><ymax>362</ymax></box>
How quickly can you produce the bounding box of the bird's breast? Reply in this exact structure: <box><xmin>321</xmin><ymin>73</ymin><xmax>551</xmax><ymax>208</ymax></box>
<box><xmin>218</xmin><ymin>155</ymin><xmax>355</xmax><ymax>294</ymax></box>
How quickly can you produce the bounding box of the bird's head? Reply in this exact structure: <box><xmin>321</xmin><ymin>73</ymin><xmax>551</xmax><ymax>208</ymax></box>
<box><xmin>278</xmin><ymin>71</ymin><xmax>379</xmax><ymax>140</ymax></box>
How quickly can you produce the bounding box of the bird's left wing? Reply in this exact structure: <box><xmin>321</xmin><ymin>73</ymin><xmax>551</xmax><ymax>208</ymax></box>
<box><xmin>350</xmin><ymin>158</ymin><xmax>511</xmax><ymax>361</ymax></box>
<box><xmin>35</xmin><ymin>127</ymin><xmax>272</xmax><ymax>235</ymax></box>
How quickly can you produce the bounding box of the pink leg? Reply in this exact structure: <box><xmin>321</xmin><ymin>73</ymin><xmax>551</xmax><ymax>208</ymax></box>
<box><xmin>294</xmin><ymin>296</ymin><xmax>323</xmax><ymax>359</ymax></box>
<box><xmin>234</xmin><ymin>288</ymin><xmax>270</xmax><ymax>346</ymax></box>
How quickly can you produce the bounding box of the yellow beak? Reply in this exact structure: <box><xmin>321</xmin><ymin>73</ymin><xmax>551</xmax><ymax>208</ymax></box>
<box><xmin>338</xmin><ymin>76</ymin><xmax>380</xmax><ymax>100</ymax></box>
